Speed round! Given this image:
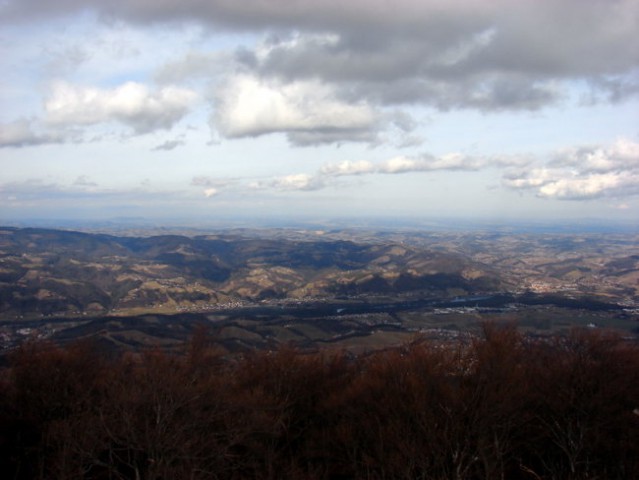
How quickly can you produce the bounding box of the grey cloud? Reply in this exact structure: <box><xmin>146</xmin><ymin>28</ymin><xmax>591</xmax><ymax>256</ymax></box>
<box><xmin>0</xmin><ymin>119</ymin><xmax>68</xmax><ymax>148</ymax></box>
<box><xmin>395</xmin><ymin>135</ymin><xmax>426</xmax><ymax>149</ymax></box>
<box><xmin>2</xmin><ymin>0</ymin><xmax>637</xmax><ymax>147</ymax></box>
<box><xmin>246</xmin><ymin>32</ymin><xmax>567</xmax><ymax>111</ymax></box>
<box><xmin>73</xmin><ymin>175</ymin><xmax>98</xmax><ymax>187</ymax></box>
<box><xmin>363</xmin><ymin>76</ymin><xmax>561</xmax><ymax>111</ymax></box>
<box><xmin>4</xmin><ymin>1</ymin><xmax>636</xmax><ymax>90</ymax></box>
<box><xmin>583</xmin><ymin>75</ymin><xmax>639</xmax><ymax>104</ymax></box>
<box><xmin>152</xmin><ymin>139</ymin><xmax>185</xmax><ymax>151</ymax></box>
<box><xmin>44</xmin><ymin>44</ymin><xmax>91</xmax><ymax>77</ymax></box>
<box><xmin>0</xmin><ymin>1</ymin><xmax>487</xmax><ymax>34</ymax></box>
<box><xmin>246</xmin><ymin>31</ymin><xmax>482</xmax><ymax>84</ymax></box>
<box><xmin>154</xmin><ymin>52</ymin><xmax>233</xmax><ymax>85</ymax></box>
<box><xmin>287</xmin><ymin>128</ymin><xmax>378</xmax><ymax>147</ymax></box>
<box><xmin>390</xmin><ymin>111</ymin><xmax>418</xmax><ymax>133</ymax></box>
<box><xmin>232</xmin><ymin>1</ymin><xmax>636</xmax><ymax>111</ymax></box>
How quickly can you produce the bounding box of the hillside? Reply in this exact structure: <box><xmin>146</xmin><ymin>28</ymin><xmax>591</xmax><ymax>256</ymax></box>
<box><xmin>0</xmin><ymin>227</ymin><xmax>501</xmax><ymax>318</ymax></box>
<box><xmin>1</xmin><ymin>227</ymin><xmax>637</xmax><ymax>354</ymax></box>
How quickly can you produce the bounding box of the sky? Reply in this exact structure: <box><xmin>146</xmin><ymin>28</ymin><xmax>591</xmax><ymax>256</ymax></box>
<box><xmin>1</xmin><ymin>0</ymin><xmax>638</xmax><ymax>227</ymax></box>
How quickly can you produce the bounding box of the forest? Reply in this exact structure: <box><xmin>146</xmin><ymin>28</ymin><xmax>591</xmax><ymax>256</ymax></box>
<box><xmin>1</xmin><ymin>325</ymin><xmax>639</xmax><ymax>480</ymax></box>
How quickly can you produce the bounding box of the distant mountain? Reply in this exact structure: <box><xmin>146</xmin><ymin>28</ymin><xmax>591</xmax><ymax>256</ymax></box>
<box><xmin>0</xmin><ymin>227</ymin><xmax>500</xmax><ymax>318</ymax></box>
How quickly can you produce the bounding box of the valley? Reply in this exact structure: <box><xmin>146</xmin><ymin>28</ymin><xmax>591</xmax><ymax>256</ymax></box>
<box><xmin>1</xmin><ymin>226</ymin><xmax>638</xmax><ymax>354</ymax></box>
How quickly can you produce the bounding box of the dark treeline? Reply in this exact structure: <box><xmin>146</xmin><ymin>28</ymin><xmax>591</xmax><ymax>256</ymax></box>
<box><xmin>1</xmin><ymin>325</ymin><xmax>639</xmax><ymax>479</ymax></box>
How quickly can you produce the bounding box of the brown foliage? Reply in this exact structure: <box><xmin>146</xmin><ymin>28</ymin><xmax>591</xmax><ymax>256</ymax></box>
<box><xmin>1</xmin><ymin>325</ymin><xmax>639</xmax><ymax>479</ymax></box>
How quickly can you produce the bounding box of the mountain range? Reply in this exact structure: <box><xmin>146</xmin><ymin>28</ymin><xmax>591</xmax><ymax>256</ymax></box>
<box><xmin>0</xmin><ymin>227</ymin><xmax>501</xmax><ymax>318</ymax></box>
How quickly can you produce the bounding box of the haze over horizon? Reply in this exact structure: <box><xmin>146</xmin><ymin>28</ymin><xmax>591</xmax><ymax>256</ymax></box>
<box><xmin>1</xmin><ymin>0</ymin><xmax>638</xmax><ymax>226</ymax></box>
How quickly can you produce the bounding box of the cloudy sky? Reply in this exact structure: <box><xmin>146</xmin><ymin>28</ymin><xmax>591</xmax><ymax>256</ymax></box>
<box><xmin>1</xmin><ymin>0</ymin><xmax>638</xmax><ymax>226</ymax></box>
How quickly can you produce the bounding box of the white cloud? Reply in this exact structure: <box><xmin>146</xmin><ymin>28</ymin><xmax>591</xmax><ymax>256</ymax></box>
<box><xmin>378</xmin><ymin>156</ymin><xmax>425</xmax><ymax>174</ymax></box>
<box><xmin>213</xmin><ymin>75</ymin><xmax>380</xmax><ymax>145</ymax></box>
<box><xmin>503</xmin><ymin>168</ymin><xmax>557</xmax><ymax>189</ymax></box>
<box><xmin>551</xmin><ymin>138</ymin><xmax>639</xmax><ymax>173</ymax></box>
<box><xmin>252</xmin><ymin>143</ymin><xmax>638</xmax><ymax>200</ymax></box>
<box><xmin>260</xmin><ymin>152</ymin><xmax>525</xmax><ymax>193</ymax></box>
<box><xmin>3</xmin><ymin>0</ymin><xmax>637</xmax><ymax>152</ymax></box>
<box><xmin>504</xmin><ymin>139</ymin><xmax>639</xmax><ymax>200</ymax></box>
<box><xmin>537</xmin><ymin>173</ymin><xmax>632</xmax><ymax>199</ymax></box>
<box><xmin>319</xmin><ymin>160</ymin><xmax>375</xmax><ymax>177</ymax></box>
<box><xmin>269</xmin><ymin>174</ymin><xmax>325</xmax><ymax>191</ymax></box>
<box><xmin>45</xmin><ymin>81</ymin><xmax>198</xmax><ymax>134</ymax></box>
<box><xmin>0</xmin><ymin>0</ymin><xmax>637</xmax><ymax>222</ymax></box>
<box><xmin>378</xmin><ymin>153</ymin><xmax>484</xmax><ymax>173</ymax></box>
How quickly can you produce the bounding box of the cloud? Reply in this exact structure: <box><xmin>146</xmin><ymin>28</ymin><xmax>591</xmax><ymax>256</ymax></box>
<box><xmin>73</xmin><ymin>175</ymin><xmax>98</xmax><ymax>187</ymax></box>
<box><xmin>45</xmin><ymin>81</ymin><xmax>197</xmax><ymax>134</ymax></box>
<box><xmin>378</xmin><ymin>154</ymin><xmax>483</xmax><ymax>173</ymax></box>
<box><xmin>187</xmin><ymin>140</ymin><xmax>638</xmax><ymax>201</ymax></box>
<box><xmin>213</xmin><ymin>74</ymin><xmax>380</xmax><ymax>146</ymax></box>
<box><xmin>226</xmin><ymin>1</ymin><xmax>637</xmax><ymax>111</ymax></box>
<box><xmin>250</xmin><ymin>141</ymin><xmax>639</xmax><ymax>201</ymax></box>
<box><xmin>2</xmin><ymin>1</ymin><xmax>637</xmax><ymax>151</ymax></box>
<box><xmin>365</xmin><ymin>152</ymin><xmax>529</xmax><ymax>174</ymax></box>
<box><xmin>190</xmin><ymin>176</ymin><xmax>240</xmax><ymax>197</ymax></box>
<box><xmin>319</xmin><ymin>160</ymin><xmax>375</xmax><ymax>177</ymax></box>
<box><xmin>191</xmin><ymin>176</ymin><xmax>237</xmax><ymax>188</ymax></box>
<box><xmin>243</xmin><ymin>29</ymin><xmax>564</xmax><ymax>111</ymax></box>
<box><xmin>0</xmin><ymin>0</ymin><xmax>483</xmax><ymax>30</ymax></box>
<box><xmin>0</xmin><ymin>178</ymin><xmax>188</xmax><ymax>210</ymax></box>
<box><xmin>0</xmin><ymin>119</ymin><xmax>66</xmax><ymax>148</ymax></box>
<box><xmin>0</xmin><ymin>179</ymin><xmax>115</xmax><ymax>205</ymax></box>
<box><xmin>268</xmin><ymin>174</ymin><xmax>325</xmax><ymax>191</ymax></box>
<box><xmin>584</xmin><ymin>75</ymin><xmax>639</xmax><ymax>104</ymax></box>
<box><xmin>550</xmin><ymin>138</ymin><xmax>639</xmax><ymax>173</ymax></box>
<box><xmin>537</xmin><ymin>173</ymin><xmax>638</xmax><ymax>200</ymax></box>
<box><xmin>152</xmin><ymin>139</ymin><xmax>185</xmax><ymax>151</ymax></box>
<box><xmin>4</xmin><ymin>1</ymin><xmax>637</xmax><ymax>88</ymax></box>
<box><xmin>154</xmin><ymin>51</ymin><xmax>234</xmax><ymax>85</ymax></box>
<box><xmin>257</xmin><ymin>151</ymin><xmax>529</xmax><ymax>193</ymax></box>
<box><xmin>503</xmin><ymin>139</ymin><xmax>639</xmax><ymax>200</ymax></box>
